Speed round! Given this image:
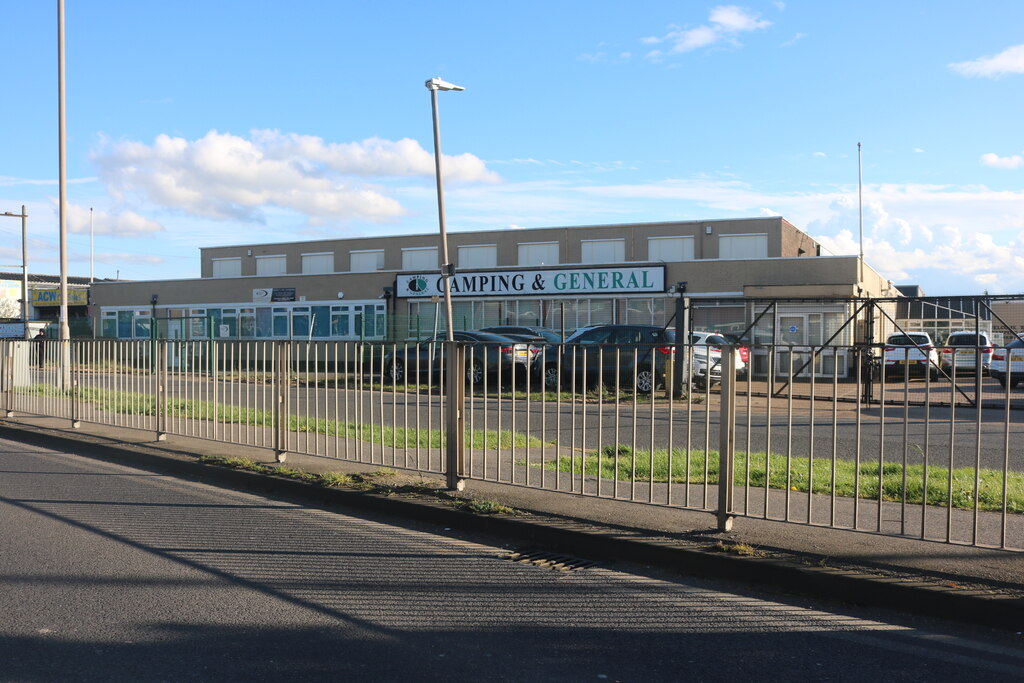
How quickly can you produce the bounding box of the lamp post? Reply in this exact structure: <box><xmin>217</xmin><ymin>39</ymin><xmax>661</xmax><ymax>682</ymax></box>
<box><xmin>1</xmin><ymin>207</ymin><xmax>28</xmax><ymax>335</ymax></box>
<box><xmin>425</xmin><ymin>76</ymin><xmax>464</xmax><ymax>342</ymax></box>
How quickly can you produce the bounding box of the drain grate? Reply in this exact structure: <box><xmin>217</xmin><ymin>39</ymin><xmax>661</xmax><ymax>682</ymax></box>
<box><xmin>503</xmin><ymin>547</ymin><xmax>601</xmax><ymax>572</ymax></box>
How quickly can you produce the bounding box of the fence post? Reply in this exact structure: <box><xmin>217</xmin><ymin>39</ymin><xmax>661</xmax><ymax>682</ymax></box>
<box><xmin>156</xmin><ymin>340</ymin><xmax>167</xmax><ymax>441</ymax></box>
<box><xmin>275</xmin><ymin>341</ymin><xmax>289</xmax><ymax>462</ymax></box>
<box><xmin>2</xmin><ymin>341</ymin><xmax>12</xmax><ymax>417</ymax></box>
<box><xmin>445</xmin><ymin>341</ymin><xmax>466</xmax><ymax>491</ymax></box>
<box><xmin>717</xmin><ymin>347</ymin><xmax>736</xmax><ymax>532</ymax></box>
<box><xmin>70</xmin><ymin>339</ymin><xmax>80</xmax><ymax>430</ymax></box>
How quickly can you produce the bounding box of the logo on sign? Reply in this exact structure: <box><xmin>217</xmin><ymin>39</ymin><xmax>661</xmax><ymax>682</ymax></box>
<box><xmin>407</xmin><ymin>276</ymin><xmax>429</xmax><ymax>293</ymax></box>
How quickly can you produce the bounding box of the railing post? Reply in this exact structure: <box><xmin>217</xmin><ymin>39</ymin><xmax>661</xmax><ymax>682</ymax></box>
<box><xmin>2</xmin><ymin>341</ymin><xmax>12</xmax><ymax>417</ymax></box>
<box><xmin>275</xmin><ymin>341</ymin><xmax>289</xmax><ymax>462</ymax></box>
<box><xmin>70</xmin><ymin>341</ymin><xmax>80</xmax><ymax>429</ymax></box>
<box><xmin>717</xmin><ymin>346</ymin><xmax>736</xmax><ymax>532</ymax></box>
<box><xmin>445</xmin><ymin>341</ymin><xmax>466</xmax><ymax>491</ymax></box>
<box><xmin>156</xmin><ymin>340</ymin><xmax>167</xmax><ymax>441</ymax></box>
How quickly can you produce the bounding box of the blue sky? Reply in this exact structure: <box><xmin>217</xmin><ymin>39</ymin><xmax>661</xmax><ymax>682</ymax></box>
<box><xmin>3</xmin><ymin>1</ymin><xmax>1023</xmax><ymax>294</ymax></box>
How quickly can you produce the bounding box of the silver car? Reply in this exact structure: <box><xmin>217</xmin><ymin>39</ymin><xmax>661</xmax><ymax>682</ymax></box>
<box><xmin>989</xmin><ymin>337</ymin><xmax>1024</xmax><ymax>389</ymax></box>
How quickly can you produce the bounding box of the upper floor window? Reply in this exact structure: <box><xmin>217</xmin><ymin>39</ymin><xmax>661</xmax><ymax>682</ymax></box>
<box><xmin>402</xmin><ymin>247</ymin><xmax>438</xmax><ymax>271</ymax></box>
<box><xmin>211</xmin><ymin>257</ymin><xmax>241</xmax><ymax>278</ymax></box>
<box><xmin>647</xmin><ymin>236</ymin><xmax>694</xmax><ymax>262</ymax></box>
<box><xmin>518</xmin><ymin>242</ymin><xmax>559</xmax><ymax>266</ymax></box>
<box><xmin>301</xmin><ymin>252</ymin><xmax>334</xmax><ymax>274</ymax></box>
<box><xmin>350</xmin><ymin>250</ymin><xmax>384</xmax><ymax>272</ymax></box>
<box><xmin>458</xmin><ymin>244</ymin><xmax>497</xmax><ymax>268</ymax></box>
<box><xmin>581</xmin><ymin>239</ymin><xmax>625</xmax><ymax>264</ymax></box>
<box><xmin>255</xmin><ymin>254</ymin><xmax>287</xmax><ymax>276</ymax></box>
<box><xmin>719</xmin><ymin>234</ymin><xmax>768</xmax><ymax>259</ymax></box>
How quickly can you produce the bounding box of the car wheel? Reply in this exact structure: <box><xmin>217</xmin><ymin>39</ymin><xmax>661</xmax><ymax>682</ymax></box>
<box><xmin>386</xmin><ymin>358</ymin><xmax>404</xmax><ymax>383</ymax></box>
<box><xmin>543</xmin><ymin>363</ymin><xmax>560</xmax><ymax>390</ymax></box>
<box><xmin>1011</xmin><ymin>377</ymin><xmax>1022</xmax><ymax>389</ymax></box>
<box><xmin>693</xmin><ymin>375</ymin><xmax>707</xmax><ymax>391</ymax></box>
<box><xmin>465</xmin><ymin>359</ymin><xmax>484</xmax><ymax>386</ymax></box>
<box><xmin>635</xmin><ymin>369</ymin><xmax>656</xmax><ymax>394</ymax></box>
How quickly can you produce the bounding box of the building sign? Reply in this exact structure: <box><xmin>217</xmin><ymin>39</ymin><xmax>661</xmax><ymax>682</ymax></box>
<box><xmin>30</xmin><ymin>288</ymin><xmax>89</xmax><ymax>307</ymax></box>
<box><xmin>396</xmin><ymin>266</ymin><xmax>665</xmax><ymax>298</ymax></box>
<box><xmin>253</xmin><ymin>287</ymin><xmax>296</xmax><ymax>303</ymax></box>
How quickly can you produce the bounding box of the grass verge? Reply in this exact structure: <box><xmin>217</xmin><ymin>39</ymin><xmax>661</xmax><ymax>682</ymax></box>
<box><xmin>533</xmin><ymin>444</ymin><xmax>1024</xmax><ymax>514</ymax></box>
<box><xmin>197</xmin><ymin>456</ymin><xmax>519</xmax><ymax>515</ymax></box>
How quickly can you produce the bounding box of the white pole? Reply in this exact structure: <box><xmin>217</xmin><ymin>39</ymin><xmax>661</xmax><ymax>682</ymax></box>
<box><xmin>89</xmin><ymin>207</ymin><xmax>94</xmax><ymax>283</ymax></box>
<box><xmin>858</xmin><ymin>142</ymin><xmax>864</xmax><ymax>286</ymax></box>
<box><xmin>57</xmin><ymin>0</ymin><xmax>71</xmax><ymax>388</ymax></box>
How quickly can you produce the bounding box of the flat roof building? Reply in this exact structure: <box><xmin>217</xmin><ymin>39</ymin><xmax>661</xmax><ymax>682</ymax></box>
<box><xmin>91</xmin><ymin>216</ymin><xmax>893</xmax><ymax>352</ymax></box>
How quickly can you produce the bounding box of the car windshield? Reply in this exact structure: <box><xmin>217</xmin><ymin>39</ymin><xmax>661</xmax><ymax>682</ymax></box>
<box><xmin>536</xmin><ymin>330</ymin><xmax>562</xmax><ymax>343</ymax></box>
<box><xmin>888</xmin><ymin>334</ymin><xmax>930</xmax><ymax>346</ymax></box>
<box><xmin>1006</xmin><ymin>338</ymin><xmax>1024</xmax><ymax>349</ymax></box>
<box><xmin>945</xmin><ymin>335</ymin><xmax>987</xmax><ymax>346</ymax></box>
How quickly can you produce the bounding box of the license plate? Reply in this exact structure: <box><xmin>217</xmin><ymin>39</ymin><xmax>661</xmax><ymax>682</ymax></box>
<box><xmin>515</xmin><ymin>350</ymin><xmax>529</xmax><ymax>359</ymax></box>
<box><xmin>1011</xmin><ymin>353</ymin><xmax>1024</xmax><ymax>361</ymax></box>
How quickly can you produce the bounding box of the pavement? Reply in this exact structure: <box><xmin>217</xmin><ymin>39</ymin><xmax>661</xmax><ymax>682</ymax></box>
<box><xmin>1</xmin><ymin>412</ymin><xmax>1022</xmax><ymax>632</ymax></box>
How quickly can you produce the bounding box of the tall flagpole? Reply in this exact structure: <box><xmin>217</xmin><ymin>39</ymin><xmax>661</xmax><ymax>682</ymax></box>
<box><xmin>858</xmin><ymin>142</ymin><xmax>864</xmax><ymax>286</ymax></box>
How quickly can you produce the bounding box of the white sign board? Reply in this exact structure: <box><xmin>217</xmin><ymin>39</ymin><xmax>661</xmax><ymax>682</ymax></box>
<box><xmin>396</xmin><ymin>266</ymin><xmax>666</xmax><ymax>298</ymax></box>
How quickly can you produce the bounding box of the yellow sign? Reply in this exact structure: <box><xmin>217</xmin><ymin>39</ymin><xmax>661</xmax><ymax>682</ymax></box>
<box><xmin>30</xmin><ymin>288</ymin><xmax>89</xmax><ymax>307</ymax></box>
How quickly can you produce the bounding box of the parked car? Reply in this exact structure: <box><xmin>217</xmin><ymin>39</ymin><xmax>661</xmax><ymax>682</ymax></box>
<box><xmin>384</xmin><ymin>331</ymin><xmax>532</xmax><ymax>386</ymax></box>
<box><xmin>719</xmin><ymin>333</ymin><xmax>752</xmax><ymax>369</ymax></box>
<box><xmin>882</xmin><ymin>332</ymin><xmax>941</xmax><ymax>380</ymax></box>
<box><xmin>939</xmin><ymin>331</ymin><xmax>994</xmax><ymax>374</ymax></box>
<box><xmin>989</xmin><ymin>336</ymin><xmax>1024</xmax><ymax>389</ymax></box>
<box><xmin>543</xmin><ymin>324</ymin><xmax>675</xmax><ymax>393</ymax></box>
<box><xmin>478</xmin><ymin>326</ymin><xmax>562</xmax><ymax>344</ymax></box>
<box><xmin>690</xmin><ymin>331</ymin><xmax>747</xmax><ymax>382</ymax></box>
<box><xmin>479</xmin><ymin>332</ymin><xmax>545</xmax><ymax>376</ymax></box>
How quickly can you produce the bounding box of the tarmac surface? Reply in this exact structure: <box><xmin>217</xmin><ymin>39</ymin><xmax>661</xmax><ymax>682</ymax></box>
<box><xmin>1</xmin><ymin>412</ymin><xmax>1022</xmax><ymax>632</ymax></box>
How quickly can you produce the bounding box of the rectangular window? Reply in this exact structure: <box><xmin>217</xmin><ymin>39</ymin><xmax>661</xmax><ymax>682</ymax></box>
<box><xmin>311</xmin><ymin>305</ymin><xmax>330</xmax><ymax>337</ymax></box>
<box><xmin>255</xmin><ymin>254</ymin><xmax>287</xmax><ymax>276</ymax></box>
<box><xmin>134</xmin><ymin>310</ymin><xmax>152</xmax><ymax>339</ymax></box>
<box><xmin>301</xmin><ymin>252</ymin><xmax>334</xmax><ymax>274</ymax></box>
<box><xmin>458</xmin><ymin>244</ymin><xmax>497</xmax><ymax>268</ymax></box>
<box><xmin>272</xmin><ymin>307</ymin><xmax>289</xmax><ymax>337</ymax></box>
<box><xmin>211</xmin><ymin>257</ymin><xmax>241</xmax><ymax>278</ymax></box>
<box><xmin>402</xmin><ymin>247</ymin><xmax>438</xmax><ymax>271</ymax></box>
<box><xmin>189</xmin><ymin>309</ymin><xmax>207</xmax><ymax>338</ymax></box>
<box><xmin>350</xmin><ymin>250</ymin><xmax>384</xmax><ymax>272</ymax></box>
<box><xmin>518</xmin><ymin>242</ymin><xmax>559</xmax><ymax>266</ymax></box>
<box><xmin>581</xmin><ymin>239</ymin><xmax>625</xmax><ymax>264</ymax></box>
<box><xmin>719</xmin><ymin>234</ymin><xmax>768</xmax><ymax>259</ymax></box>
<box><xmin>291</xmin><ymin>306</ymin><xmax>311</xmax><ymax>337</ymax></box>
<box><xmin>331</xmin><ymin>305</ymin><xmax>350</xmax><ymax>337</ymax></box>
<box><xmin>255</xmin><ymin>308</ymin><xmax>273</xmax><ymax>337</ymax></box>
<box><xmin>239</xmin><ymin>308</ymin><xmax>256</xmax><ymax>338</ymax></box>
<box><xmin>648</xmin><ymin>236</ymin><xmax>694</xmax><ymax>262</ymax></box>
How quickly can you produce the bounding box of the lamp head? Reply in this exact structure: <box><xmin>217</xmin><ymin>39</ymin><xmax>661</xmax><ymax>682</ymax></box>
<box><xmin>426</xmin><ymin>77</ymin><xmax>465</xmax><ymax>92</ymax></box>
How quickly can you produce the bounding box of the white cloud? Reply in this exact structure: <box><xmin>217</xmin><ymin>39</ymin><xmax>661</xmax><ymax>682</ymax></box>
<box><xmin>981</xmin><ymin>152</ymin><xmax>1024</xmax><ymax>169</ymax></box>
<box><xmin>643</xmin><ymin>5</ymin><xmax>771</xmax><ymax>59</ymax></box>
<box><xmin>91</xmin><ymin>129</ymin><xmax>497</xmax><ymax>225</ymax></box>
<box><xmin>781</xmin><ymin>32</ymin><xmax>805</xmax><ymax>47</ymax></box>
<box><xmin>949</xmin><ymin>44</ymin><xmax>1024</xmax><ymax>78</ymax></box>
<box><xmin>65</xmin><ymin>204</ymin><xmax>165</xmax><ymax>237</ymax></box>
<box><xmin>813</xmin><ymin>151</ymin><xmax>826</xmax><ymax>158</ymax></box>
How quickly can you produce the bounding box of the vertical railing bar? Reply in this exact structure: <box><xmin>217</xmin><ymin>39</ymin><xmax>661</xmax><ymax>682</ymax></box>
<box><xmin>808</xmin><ymin>346</ymin><xmax>816</xmax><ymax>525</ymax></box>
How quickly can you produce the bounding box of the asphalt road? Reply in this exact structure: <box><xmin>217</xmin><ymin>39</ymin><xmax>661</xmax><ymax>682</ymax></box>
<box><xmin>2</xmin><ymin>436</ymin><xmax>1023</xmax><ymax>682</ymax></box>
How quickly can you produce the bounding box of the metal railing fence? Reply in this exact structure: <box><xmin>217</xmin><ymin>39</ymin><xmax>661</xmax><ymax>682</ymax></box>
<box><xmin>2</xmin><ymin>338</ymin><xmax>1021</xmax><ymax>551</ymax></box>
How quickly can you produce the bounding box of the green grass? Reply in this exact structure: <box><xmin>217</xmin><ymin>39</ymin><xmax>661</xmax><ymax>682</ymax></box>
<box><xmin>25</xmin><ymin>384</ymin><xmax>542</xmax><ymax>451</ymax></box>
<box><xmin>536</xmin><ymin>444</ymin><xmax>1024</xmax><ymax>514</ymax></box>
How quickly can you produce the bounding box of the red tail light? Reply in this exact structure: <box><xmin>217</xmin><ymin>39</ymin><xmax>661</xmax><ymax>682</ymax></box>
<box><xmin>943</xmin><ymin>348</ymin><xmax>952</xmax><ymax>353</ymax></box>
<box><xmin>884</xmin><ymin>346</ymin><xmax>894</xmax><ymax>352</ymax></box>
<box><xmin>657</xmin><ymin>346</ymin><xmax>673</xmax><ymax>355</ymax></box>
<box><xmin>993</xmin><ymin>352</ymin><xmax>1005</xmax><ymax>361</ymax></box>
<box><xmin>923</xmin><ymin>345</ymin><xmax>934</xmax><ymax>352</ymax></box>
<box><xmin>500</xmin><ymin>346</ymin><xmax>513</xmax><ymax>353</ymax></box>
<box><xmin>983</xmin><ymin>348</ymin><xmax>993</xmax><ymax>355</ymax></box>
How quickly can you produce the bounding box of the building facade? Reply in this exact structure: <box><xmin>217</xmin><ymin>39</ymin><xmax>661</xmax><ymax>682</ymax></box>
<box><xmin>91</xmin><ymin>216</ymin><xmax>893</xmax><ymax>355</ymax></box>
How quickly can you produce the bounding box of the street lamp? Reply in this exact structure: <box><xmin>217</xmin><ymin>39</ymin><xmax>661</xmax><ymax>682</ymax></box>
<box><xmin>1</xmin><ymin>207</ymin><xmax>29</xmax><ymax>335</ymax></box>
<box><xmin>425</xmin><ymin>77</ymin><xmax>464</xmax><ymax>342</ymax></box>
